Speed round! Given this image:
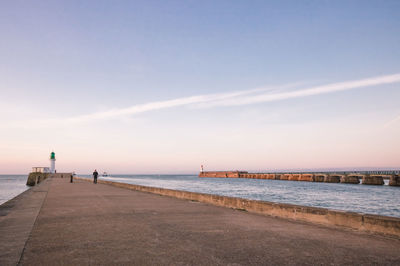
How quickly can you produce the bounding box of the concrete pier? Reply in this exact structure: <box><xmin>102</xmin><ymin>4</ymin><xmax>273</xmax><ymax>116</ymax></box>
<box><xmin>314</xmin><ymin>174</ymin><xmax>326</xmax><ymax>182</ymax></box>
<box><xmin>340</xmin><ymin>175</ymin><xmax>361</xmax><ymax>184</ymax></box>
<box><xmin>199</xmin><ymin>171</ymin><xmax>400</xmax><ymax>186</ymax></box>
<box><xmin>390</xmin><ymin>175</ymin><xmax>400</xmax><ymax>186</ymax></box>
<box><xmin>26</xmin><ymin>172</ymin><xmax>49</xmax><ymax>186</ymax></box>
<box><xmin>324</xmin><ymin>175</ymin><xmax>341</xmax><ymax>183</ymax></box>
<box><xmin>289</xmin><ymin>173</ymin><xmax>301</xmax><ymax>181</ymax></box>
<box><xmin>280</xmin><ymin>174</ymin><xmax>290</xmax><ymax>180</ymax></box>
<box><xmin>362</xmin><ymin>175</ymin><xmax>385</xmax><ymax>185</ymax></box>
<box><xmin>299</xmin><ymin>173</ymin><xmax>314</xmax><ymax>182</ymax></box>
<box><xmin>1</xmin><ymin>177</ymin><xmax>400</xmax><ymax>265</ymax></box>
<box><xmin>26</xmin><ymin>172</ymin><xmax>72</xmax><ymax>186</ymax></box>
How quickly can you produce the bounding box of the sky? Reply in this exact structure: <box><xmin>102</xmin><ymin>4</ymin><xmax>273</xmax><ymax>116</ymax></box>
<box><xmin>1</xmin><ymin>0</ymin><xmax>400</xmax><ymax>174</ymax></box>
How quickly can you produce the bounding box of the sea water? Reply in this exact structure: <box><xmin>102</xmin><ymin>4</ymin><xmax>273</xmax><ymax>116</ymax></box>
<box><xmin>0</xmin><ymin>175</ymin><xmax>29</xmax><ymax>205</ymax></box>
<box><xmin>81</xmin><ymin>174</ymin><xmax>400</xmax><ymax>218</ymax></box>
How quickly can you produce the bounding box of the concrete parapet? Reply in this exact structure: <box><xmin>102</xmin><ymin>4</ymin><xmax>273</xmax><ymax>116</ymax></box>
<box><xmin>299</xmin><ymin>174</ymin><xmax>314</xmax><ymax>182</ymax></box>
<box><xmin>254</xmin><ymin>174</ymin><xmax>263</xmax><ymax>179</ymax></box>
<box><xmin>51</xmin><ymin>173</ymin><xmax>73</xmax><ymax>179</ymax></box>
<box><xmin>199</xmin><ymin>171</ymin><xmax>399</xmax><ymax>186</ymax></box>
<box><xmin>340</xmin><ymin>175</ymin><xmax>361</xmax><ymax>184</ymax></box>
<box><xmin>362</xmin><ymin>175</ymin><xmax>384</xmax><ymax>185</ymax></box>
<box><xmin>314</xmin><ymin>174</ymin><xmax>326</xmax><ymax>182</ymax></box>
<box><xmin>26</xmin><ymin>172</ymin><xmax>73</xmax><ymax>186</ymax></box>
<box><xmin>362</xmin><ymin>214</ymin><xmax>400</xmax><ymax>236</ymax></box>
<box><xmin>324</xmin><ymin>175</ymin><xmax>341</xmax><ymax>183</ymax></box>
<box><xmin>77</xmin><ymin>177</ymin><xmax>400</xmax><ymax>237</ymax></box>
<box><xmin>265</xmin><ymin>174</ymin><xmax>276</xmax><ymax>180</ymax></box>
<box><xmin>389</xmin><ymin>175</ymin><xmax>400</xmax><ymax>186</ymax></box>
<box><xmin>289</xmin><ymin>174</ymin><xmax>301</xmax><ymax>181</ymax></box>
<box><xmin>26</xmin><ymin>172</ymin><xmax>49</xmax><ymax>186</ymax></box>
<box><xmin>199</xmin><ymin>171</ymin><xmax>247</xmax><ymax>178</ymax></box>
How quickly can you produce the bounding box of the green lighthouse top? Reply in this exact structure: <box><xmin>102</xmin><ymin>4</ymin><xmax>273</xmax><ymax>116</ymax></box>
<box><xmin>50</xmin><ymin>151</ymin><xmax>55</xmax><ymax>160</ymax></box>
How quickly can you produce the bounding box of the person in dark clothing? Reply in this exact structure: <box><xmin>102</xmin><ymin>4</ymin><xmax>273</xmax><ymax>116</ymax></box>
<box><xmin>93</xmin><ymin>169</ymin><xmax>98</xmax><ymax>184</ymax></box>
<box><xmin>70</xmin><ymin>174</ymin><xmax>73</xmax><ymax>183</ymax></box>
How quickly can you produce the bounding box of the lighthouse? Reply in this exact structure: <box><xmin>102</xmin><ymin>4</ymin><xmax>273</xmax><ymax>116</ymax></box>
<box><xmin>50</xmin><ymin>151</ymin><xmax>56</xmax><ymax>173</ymax></box>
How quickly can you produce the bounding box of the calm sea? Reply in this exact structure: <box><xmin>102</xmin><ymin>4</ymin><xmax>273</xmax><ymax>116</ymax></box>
<box><xmin>0</xmin><ymin>175</ymin><xmax>29</xmax><ymax>205</ymax></box>
<box><xmin>2</xmin><ymin>174</ymin><xmax>399</xmax><ymax>218</ymax></box>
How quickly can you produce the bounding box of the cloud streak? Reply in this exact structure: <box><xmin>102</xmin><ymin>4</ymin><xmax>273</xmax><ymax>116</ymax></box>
<box><xmin>10</xmin><ymin>73</ymin><xmax>400</xmax><ymax>128</ymax></box>
<box><xmin>197</xmin><ymin>73</ymin><xmax>400</xmax><ymax>107</ymax></box>
<box><xmin>64</xmin><ymin>83</ymin><xmax>301</xmax><ymax>123</ymax></box>
<box><xmin>384</xmin><ymin>114</ymin><xmax>400</xmax><ymax>128</ymax></box>
<box><xmin>69</xmin><ymin>73</ymin><xmax>400</xmax><ymax>122</ymax></box>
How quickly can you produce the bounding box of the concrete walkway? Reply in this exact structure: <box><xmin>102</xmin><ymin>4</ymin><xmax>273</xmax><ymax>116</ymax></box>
<box><xmin>1</xmin><ymin>177</ymin><xmax>400</xmax><ymax>265</ymax></box>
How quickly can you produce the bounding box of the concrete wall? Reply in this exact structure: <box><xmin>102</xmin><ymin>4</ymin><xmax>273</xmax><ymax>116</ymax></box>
<box><xmin>362</xmin><ymin>175</ymin><xmax>384</xmax><ymax>185</ymax></box>
<box><xmin>299</xmin><ymin>174</ymin><xmax>314</xmax><ymax>182</ymax></box>
<box><xmin>340</xmin><ymin>175</ymin><xmax>361</xmax><ymax>184</ymax></box>
<box><xmin>314</xmin><ymin>174</ymin><xmax>326</xmax><ymax>182</ymax></box>
<box><xmin>289</xmin><ymin>174</ymin><xmax>301</xmax><ymax>181</ymax></box>
<box><xmin>26</xmin><ymin>173</ymin><xmax>49</xmax><ymax>186</ymax></box>
<box><xmin>324</xmin><ymin>175</ymin><xmax>341</xmax><ymax>183</ymax></box>
<box><xmin>26</xmin><ymin>172</ymin><xmax>73</xmax><ymax>186</ymax></box>
<box><xmin>199</xmin><ymin>171</ymin><xmax>399</xmax><ymax>186</ymax></box>
<box><xmin>76</xmin><ymin>177</ymin><xmax>400</xmax><ymax>238</ymax></box>
<box><xmin>51</xmin><ymin>173</ymin><xmax>73</xmax><ymax>179</ymax></box>
<box><xmin>199</xmin><ymin>171</ymin><xmax>247</xmax><ymax>178</ymax></box>
<box><xmin>389</xmin><ymin>175</ymin><xmax>400</xmax><ymax>186</ymax></box>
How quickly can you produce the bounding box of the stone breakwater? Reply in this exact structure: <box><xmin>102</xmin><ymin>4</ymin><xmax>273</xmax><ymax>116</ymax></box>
<box><xmin>26</xmin><ymin>172</ymin><xmax>73</xmax><ymax>186</ymax></box>
<box><xmin>199</xmin><ymin>171</ymin><xmax>400</xmax><ymax>186</ymax></box>
<box><xmin>76</xmin><ymin>177</ymin><xmax>400</xmax><ymax>237</ymax></box>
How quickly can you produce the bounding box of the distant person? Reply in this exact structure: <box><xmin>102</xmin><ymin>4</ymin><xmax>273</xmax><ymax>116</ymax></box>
<box><xmin>70</xmin><ymin>174</ymin><xmax>73</xmax><ymax>183</ymax></box>
<box><xmin>93</xmin><ymin>169</ymin><xmax>98</xmax><ymax>184</ymax></box>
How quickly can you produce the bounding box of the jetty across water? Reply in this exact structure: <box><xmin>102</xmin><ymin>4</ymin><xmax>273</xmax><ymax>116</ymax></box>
<box><xmin>199</xmin><ymin>170</ymin><xmax>400</xmax><ymax>186</ymax></box>
<box><xmin>1</xmin><ymin>176</ymin><xmax>400</xmax><ymax>265</ymax></box>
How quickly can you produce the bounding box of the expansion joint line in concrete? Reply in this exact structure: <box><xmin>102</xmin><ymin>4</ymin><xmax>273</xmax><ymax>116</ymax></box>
<box><xmin>16</xmin><ymin>178</ymin><xmax>51</xmax><ymax>266</ymax></box>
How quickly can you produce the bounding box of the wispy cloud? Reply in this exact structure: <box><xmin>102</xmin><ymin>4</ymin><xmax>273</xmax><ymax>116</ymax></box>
<box><xmin>384</xmin><ymin>114</ymin><xmax>400</xmax><ymax>128</ymax></box>
<box><xmin>196</xmin><ymin>73</ymin><xmax>400</xmax><ymax>107</ymax></box>
<box><xmin>62</xmin><ymin>82</ymin><xmax>301</xmax><ymax>123</ymax></box>
<box><xmin>67</xmin><ymin>73</ymin><xmax>400</xmax><ymax>123</ymax></box>
<box><xmin>6</xmin><ymin>73</ymin><xmax>400</xmax><ymax>128</ymax></box>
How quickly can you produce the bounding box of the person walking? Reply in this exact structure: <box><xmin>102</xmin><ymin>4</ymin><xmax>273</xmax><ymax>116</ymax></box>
<box><xmin>93</xmin><ymin>169</ymin><xmax>98</xmax><ymax>184</ymax></box>
<box><xmin>70</xmin><ymin>174</ymin><xmax>73</xmax><ymax>183</ymax></box>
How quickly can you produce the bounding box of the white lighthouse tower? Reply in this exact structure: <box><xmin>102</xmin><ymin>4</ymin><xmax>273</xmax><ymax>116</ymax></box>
<box><xmin>50</xmin><ymin>151</ymin><xmax>56</xmax><ymax>173</ymax></box>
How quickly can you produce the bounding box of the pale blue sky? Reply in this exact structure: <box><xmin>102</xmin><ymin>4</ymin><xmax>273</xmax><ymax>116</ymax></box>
<box><xmin>1</xmin><ymin>1</ymin><xmax>400</xmax><ymax>174</ymax></box>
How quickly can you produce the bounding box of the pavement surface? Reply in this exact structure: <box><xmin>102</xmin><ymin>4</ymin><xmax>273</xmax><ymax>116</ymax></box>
<box><xmin>1</xmin><ymin>177</ymin><xmax>400</xmax><ymax>265</ymax></box>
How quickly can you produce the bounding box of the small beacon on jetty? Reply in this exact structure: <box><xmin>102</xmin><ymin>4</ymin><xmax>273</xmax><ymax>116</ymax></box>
<box><xmin>50</xmin><ymin>151</ymin><xmax>56</xmax><ymax>173</ymax></box>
